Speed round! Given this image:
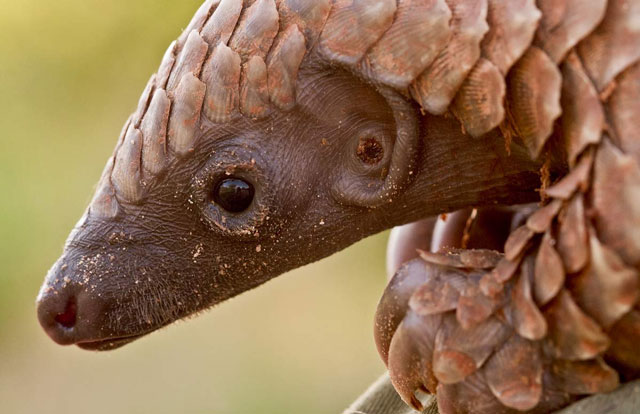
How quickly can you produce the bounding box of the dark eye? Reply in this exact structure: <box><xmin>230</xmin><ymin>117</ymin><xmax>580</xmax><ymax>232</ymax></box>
<box><xmin>212</xmin><ymin>178</ymin><xmax>255</xmax><ymax>213</ymax></box>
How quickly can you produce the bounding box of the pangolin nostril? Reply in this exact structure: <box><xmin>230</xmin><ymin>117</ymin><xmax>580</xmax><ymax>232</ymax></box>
<box><xmin>54</xmin><ymin>297</ymin><xmax>77</xmax><ymax>329</ymax></box>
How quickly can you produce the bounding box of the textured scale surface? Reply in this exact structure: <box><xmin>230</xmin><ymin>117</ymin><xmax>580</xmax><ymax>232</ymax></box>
<box><xmin>375</xmin><ymin>0</ymin><xmax>640</xmax><ymax>403</ymax></box>
<box><xmin>360</xmin><ymin>0</ymin><xmax>452</xmax><ymax>89</ymax></box>
<box><xmin>409</xmin><ymin>0</ymin><xmax>488</xmax><ymax>115</ymax></box>
<box><xmin>88</xmin><ymin>0</ymin><xmax>640</xmax><ymax>412</ymax></box>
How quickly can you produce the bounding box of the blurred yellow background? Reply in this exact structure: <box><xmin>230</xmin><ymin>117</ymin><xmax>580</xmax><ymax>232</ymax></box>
<box><xmin>0</xmin><ymin>1</ymin><xmax>390</xmax><ymax>412</ymax></box>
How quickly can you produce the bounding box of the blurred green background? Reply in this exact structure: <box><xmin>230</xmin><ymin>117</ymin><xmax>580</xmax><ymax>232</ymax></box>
<box><xmin>0</xmin><ymin>1</ymin><xmax>390</xmax><ymax>413</ymax></box>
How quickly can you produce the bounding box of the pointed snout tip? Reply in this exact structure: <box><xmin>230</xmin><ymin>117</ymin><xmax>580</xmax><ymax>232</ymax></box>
<box><xmin>36</xmin><ymin>260</ymin><xmax>81</xmax><ymax>346</ymax></box>
<box><xmin>36</xmin><ymin>287</ymin><xmax>79</xmax><ymax>346</ymax></box>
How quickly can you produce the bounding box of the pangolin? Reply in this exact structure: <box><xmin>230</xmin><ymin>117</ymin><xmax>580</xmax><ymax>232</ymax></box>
<box><xmin>36</xmin><ymin>0</ymin><xmax>640</xmax><ymax>413</ymax></box>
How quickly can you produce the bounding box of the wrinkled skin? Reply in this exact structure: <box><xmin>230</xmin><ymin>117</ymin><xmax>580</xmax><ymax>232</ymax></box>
<box><xmin>37</xmin><ymin>53</ymin><xmax>544</xmax><ymax>351</ymax></box>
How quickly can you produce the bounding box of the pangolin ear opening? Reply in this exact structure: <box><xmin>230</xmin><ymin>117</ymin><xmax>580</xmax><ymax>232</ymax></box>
<box><xmin>332</xmin><ymin>87</ymin><xmax>421</xmax><ymax>208</ymax></box>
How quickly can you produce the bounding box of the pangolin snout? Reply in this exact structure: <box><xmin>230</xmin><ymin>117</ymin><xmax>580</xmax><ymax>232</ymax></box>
<box><xmin>37</xmin><ymin>230</ymin><xmax>194</xmax><ymax>350</ymax></box>
<box><xmin>37</xmin><ymin>257</ymin><xmax>111</xmax><ymax>347</ymax></box>
<box><xmin>37</xmin><ymin>283</ymin><xmax>79</xmax><ymax>345</ymax></box>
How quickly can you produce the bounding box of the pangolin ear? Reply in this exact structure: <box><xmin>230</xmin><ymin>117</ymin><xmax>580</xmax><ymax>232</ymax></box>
<box><xmin>332</xmin><ymin>87</ymin><xmax>421</xmax><ymax>208</ymax></box>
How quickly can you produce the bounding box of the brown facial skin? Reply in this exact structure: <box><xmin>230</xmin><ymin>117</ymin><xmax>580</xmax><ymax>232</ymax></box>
<box><xmin>37</xmin><ymin>54</ymin><xmax>544</xmax><ymax>351</ymax></box>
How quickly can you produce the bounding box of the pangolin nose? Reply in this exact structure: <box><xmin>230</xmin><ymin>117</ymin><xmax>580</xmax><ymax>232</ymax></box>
<box><xmin>37</xmin><ymin>288</ymin><xmax>80</xmax><ymax>345</ymax></box>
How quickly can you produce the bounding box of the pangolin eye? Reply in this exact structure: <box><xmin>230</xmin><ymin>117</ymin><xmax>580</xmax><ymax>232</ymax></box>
<box><xmin>212</xmin><ymin>178</ymin><xmax>255</xmax><ymax>213</ymax></box>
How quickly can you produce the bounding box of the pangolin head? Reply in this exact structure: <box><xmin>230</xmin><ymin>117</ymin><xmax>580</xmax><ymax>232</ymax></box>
<box><xmin>36</xmin><ymin>0</ymin><xmax>542</xmax><ymax>350</ymax></box>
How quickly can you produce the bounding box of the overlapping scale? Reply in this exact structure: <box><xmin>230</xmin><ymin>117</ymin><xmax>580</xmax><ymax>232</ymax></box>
<box><xmin>111</xmin><ymin>125</ymin><xmax>144</xmax><ymax>202</ymax></box>
<box><xmin>267</xmin><ymin>24</ymin><xmax>306</xmax><ymax>110</ymax></box>
<box><xmin>506</xmin><ymin>47</ymin><xmax>562</xmax><ymax>159</ymax></box>
<box><xmin>140</xmin><ymin>89</ymin><xmax>171</xmax><ymax>176</ymax></box>
<box><xmin>509</xmin><ymin>257</ymin><xmax>548</xmax><ymax>341</ymax></box>
<box><xmin>592</xmin><ymin>139</ymin><xmax>640</xmax><ymax>267</ymax></box>
<box><xmin>166</xmin><ymin>30</ymin><xmax>209</xmax><ymax>91</ymax></box>
<box><xmin>317</xmin><ymin>0</ymin><xmax>397</xmax><ymax>66</ymax></box>
<box><xmin>578</xmin><ymin>0</ymin><xmax>640</xmax><ymax>91</ymax></box>
<box><xmin>481</xmin><ymin>0</ymin><xmax>541</xmax><ymax>75</ymax></box>
<box><xmin>556</xmin><ymin>194</ymin><xmax>590</xmax><ymax>274</ymax></box>
<box><xmin>535</xmin><ymin>0</ymin><xmax>607</xmax><ymax>63</ymax></box>
<box><xmin>362</xmin><ymin>0</ymin><xmax>453</xmax><ymax>89</ymax></box>
<box><xmin>275</xmin><ymin>0</ymin><xmax>331</xmax><ymax>48</ymax></box>
<box><xmin>410</xmin><ymin>0</ymin><xmax>488</xmax><ymax>115</ymax></box>
<box><xmin>560</xmin><ymin>52</ymin><xmax>604</xmax><ymax>166</ymax></box>
<box><xmin>533</xmin><ymin>231</ymin><xmax>565</xmax><ymax>305</ymax></box>
<box><xmin>485</xmin><ymin>335</ymin><xmax>543</xmax><ymax>411</ymax></box>
<box><xmin>239</xmin><ymin>56</ymin><xmax>270</xmax><ymax>118</ymax></box>
<box><xmin>201</xmin><ymin>43</ymin><xmax>241</xmax><ymax>123</ymax></box>
<box><xmin>200</xmin><ymin>0</ymin><xmax>243</xmax><ymax>47</ymax></box>
<box><xmin>451</xmin><ymin>58</ymin><xmax>505</xmax><ymax>137</ymax></box>
<box><xmin>167</xmin><ymin>73</ymin><xmax>206</xmax><ymax>156</ymax></box>
<box><xmin>608</xmin><ymin>63</ymin><xmax>640</xmax><ymax>164</ymax></box>
<box><xmin>228</xmin><ymin>0</ymin><xmax>279</xmax><ymax>60</ymax></box>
